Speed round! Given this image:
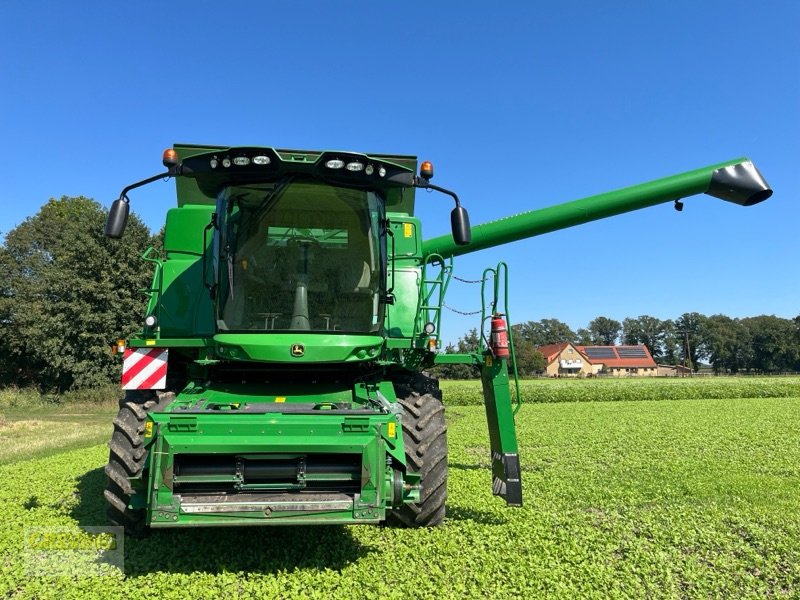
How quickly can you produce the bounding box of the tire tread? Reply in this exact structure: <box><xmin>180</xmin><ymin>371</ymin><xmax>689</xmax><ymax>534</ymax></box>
<box><xmin>389</xmin><ymin>372</ymin><xmax>448</xmax><ymax>527</ymax></box>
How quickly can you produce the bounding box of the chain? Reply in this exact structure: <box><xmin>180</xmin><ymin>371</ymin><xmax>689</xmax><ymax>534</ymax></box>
<box><xmin>451</xmin><ymin>273</ymin><xmax>493</xmax><ymax>284</ymax></box>
<box><xmin>443</xmin><ymin>303</ymin><xmax>483</xmax><ymax>316</ymax></box>
<box><xmin>445</xmin><ymin>271</ymin><xmax>494</xmax><ymax>314</ymax></box>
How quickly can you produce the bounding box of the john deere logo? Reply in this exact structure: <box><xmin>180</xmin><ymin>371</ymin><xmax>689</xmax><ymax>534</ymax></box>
<box><xmin>290</xmin><ymin>344</ymin><xmax>305</xmax><ymax>357</ymax></box>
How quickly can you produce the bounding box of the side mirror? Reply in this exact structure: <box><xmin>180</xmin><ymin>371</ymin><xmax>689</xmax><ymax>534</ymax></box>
<box><xmin>451</xmin><ymin>205</ymin><xmax>471</xmax><ymax>246</ymax></box>
<box><xmin>105</xmin><ymin>198</ymin><xmax>129</xmax><ymax>239</ymax></box>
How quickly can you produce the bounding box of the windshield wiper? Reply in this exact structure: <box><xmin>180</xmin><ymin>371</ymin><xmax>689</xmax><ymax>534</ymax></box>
<box><xmin>226</xmin><ymin>243</ymin><xmax>235</xmax><ymax>301</ymax></box>
<box><xmin>253</xmin><ymin>176</ymin><xmax>294</xmax><ymax>224</ymax></box>
<box><xmin>225</xmin><ymin>177</ymin><xmax>294</xmax><ymax>303</ymax></box>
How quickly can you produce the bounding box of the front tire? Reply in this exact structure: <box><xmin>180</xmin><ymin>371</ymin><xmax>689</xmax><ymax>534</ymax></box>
<box><xmin>104</xmin><ymin>390</ymin><xmax>172</xmax><ymax>536</ymax></box>
<box><xmin>389</xmin><ymin>374</ymin><xmax>448</xmax><ymax>527</ymax></box>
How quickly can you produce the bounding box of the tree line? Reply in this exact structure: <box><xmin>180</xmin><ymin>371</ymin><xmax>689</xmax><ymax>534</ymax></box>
<box><xmin>435</xmin><ymin>313</ymin><xmax>800</xmax><ymax>379</ymax></box>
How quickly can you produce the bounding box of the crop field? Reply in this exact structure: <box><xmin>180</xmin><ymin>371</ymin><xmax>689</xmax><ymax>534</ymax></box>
<box><xmin>440</xmin><ymin>375</ymin><xmax>800</xmax><ymax>405</ymax></box>
<box><xmin>2</xmin><ymin>382</ymin><xmax>800</xmax><ymax>598</ymax></box>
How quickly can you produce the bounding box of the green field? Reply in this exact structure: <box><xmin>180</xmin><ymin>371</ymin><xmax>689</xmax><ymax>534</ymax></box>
<box><xmin>2</xmin><ymin>384</ymin><xmax>800</xmax><ymax>598</ymax></box>
<box><xmin>440</xmin><ymin>375</ymin><xmax>800</xmax><ymax>404</ymax></box>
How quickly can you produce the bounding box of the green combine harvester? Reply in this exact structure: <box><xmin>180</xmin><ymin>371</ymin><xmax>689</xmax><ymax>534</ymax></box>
<box><xmin>103</xmin><ymin>145</ymin><xmax>771</xmax><ymax>534</ymax></box>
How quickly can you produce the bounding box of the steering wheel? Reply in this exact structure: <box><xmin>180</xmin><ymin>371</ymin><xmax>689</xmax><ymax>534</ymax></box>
<box><xmin>286</xmin><ymin>233</ymin><xmax>321</xmax><ymax>250</ymax></box>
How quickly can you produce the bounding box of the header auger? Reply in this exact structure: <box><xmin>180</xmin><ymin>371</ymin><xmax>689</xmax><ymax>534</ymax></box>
<box><xmin>103</xmin><ymin>144</ymin><xmax>771</xmax><ymax>534</ymax></box>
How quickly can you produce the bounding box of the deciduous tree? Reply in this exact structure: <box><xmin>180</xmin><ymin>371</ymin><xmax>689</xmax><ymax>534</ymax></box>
<box><xmin>509</xmin><ymin>331</ymin><xmax>547</xmax><ymax>375</ymax></box>
<box><xmin>586</xmin><ymin>316</ymin><xmax>621</xmax><ymax>346</ymax></box>
<box><xmin>674</xmin><ymin>312</ymin><xmax>707</xmax><ymax>371</ymax></box>
<box><xmin>622</xmin><ymin>315</ymin><xmax>666</xmax><ymax>359</ymax></box>
<box><xmin>741</xmin><ymin>315</ymin><xmax>799</xmax><ymax>373</ymax></box>
<box><xmin>700</xmin><ymin>315</ymin><xmax>750</xmax><ymax>374</ymax></box>
<box><xmin>1</xmin><ymin>197</ymin><xmax>155</xmax><ymax>390</ymax></box>
<box><xmin>514</xmin><ymin>318</ymin><xmax>576</xmax><ymax>347</ymax></box>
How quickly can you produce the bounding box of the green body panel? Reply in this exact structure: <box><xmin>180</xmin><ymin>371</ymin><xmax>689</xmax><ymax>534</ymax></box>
<box><xmin>139</xmin><ymin>380</ymin><xmax>410</xmax><ymax>527</ymax></box>
<box><xmin>151</xmin><ymin>204</ymin><xmax>216</xmax><ymax>337</ymax></box>
<box><xmin>164</xmin><ymin>205</ymin><xmax>214</xmax><ymax>255</ymax></box>
<box><xmin>170</xmin><ymin>379</ymin><xmax>398</xmax><ymax>406</ymax></box>
<box><xmin>384</xmin><ymin>214</ymin><xmax>426</xmax><ymax>346</ymax></box>
<box><xmin>213</xmin><ymin>333</ymin><xmax>383</xmax><ymax>362</ymax></box>
<box><xmin>386</xmin><ymin>269</ymin><xmax>421</xmax><ymax>339</ymax></box>
<box><xmin>387</xmin><ymin>214</ymin><xmax>423</xmax><ymax>257</ymax></box>
<box><xmin>422</xmin><ymin>158</ymin><xmax>749</xmax><ymax>259</ymax></box>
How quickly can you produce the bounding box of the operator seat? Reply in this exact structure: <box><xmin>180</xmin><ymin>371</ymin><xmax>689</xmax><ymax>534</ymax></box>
<box><xmin>330</xmin><ymin>228</ymin><xmax>376</xmax><ymax>330</ymax></box>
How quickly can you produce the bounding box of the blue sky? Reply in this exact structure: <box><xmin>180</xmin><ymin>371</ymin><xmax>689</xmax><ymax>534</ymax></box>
<box><xmin>1</xmin><ymin>1</ymin><xmax>797</xmax><ymax>343</ymax></box>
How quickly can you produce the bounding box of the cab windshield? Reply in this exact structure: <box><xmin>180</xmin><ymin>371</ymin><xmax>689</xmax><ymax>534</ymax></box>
<box><xmin>216</xmin><ymin>179</ymin><xmax>385</xmax><ymax>333</ymax></box>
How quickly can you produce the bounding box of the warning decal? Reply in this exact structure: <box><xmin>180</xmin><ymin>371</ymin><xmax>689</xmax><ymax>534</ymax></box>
<box><xmin>121</xmin><ymin>348</ymin><xmax>168</xmax><ymax>390</ymax></box>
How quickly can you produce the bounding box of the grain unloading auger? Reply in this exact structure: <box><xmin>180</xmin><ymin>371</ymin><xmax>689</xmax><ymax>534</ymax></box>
<box><xmin>103</xmin><ymin>146</ymin><xmax>771</xmax><ymax>534</ymax></box>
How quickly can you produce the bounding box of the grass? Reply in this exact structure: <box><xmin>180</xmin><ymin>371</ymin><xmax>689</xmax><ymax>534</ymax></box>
<box><xmin>0</xmin><ymin>384</ymin><xmax>120</xmax><ymax>410</ymax></box>
<box><xmin>0</xmin><ymin>385</ymin><xmax>118</xmax><ymax>464</ymax></box>
<box><xmin>0</xmin><ymin>386</ymin><xmax>118</xmax><ymax>465</ymax></box>
<box><xmin>2</xmin><ymin>393</ymin><xmax>800</xmax><ymax>598</ymax></box>
<box><xmin>440</xmin><ymin>375</ymin><xmax>800</xmax><ymax>405</ymax></box>
<box><xmin>0</xmin><ymin>405</ymin><xmax>115</xmax><ymax>466</ymax></box>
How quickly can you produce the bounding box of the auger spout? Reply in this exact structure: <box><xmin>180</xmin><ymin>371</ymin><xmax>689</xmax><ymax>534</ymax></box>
<box><xmin>422</xmin><ymin>158</ymin><xmax>772</xmax><ymax>260</ymax></box>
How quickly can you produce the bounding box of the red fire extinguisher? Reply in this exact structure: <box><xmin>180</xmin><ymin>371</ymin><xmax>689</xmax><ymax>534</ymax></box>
<box><xmin>490</xmin><ymin>313</ymin><xmax>510</xmax><ymax>358</ymax></box>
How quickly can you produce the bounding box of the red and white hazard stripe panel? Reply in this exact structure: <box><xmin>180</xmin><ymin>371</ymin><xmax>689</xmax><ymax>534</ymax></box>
<box><xmin>121</xmin><ymin>348</ymin><xmax>168</xmax><ymax>390</ymax></box>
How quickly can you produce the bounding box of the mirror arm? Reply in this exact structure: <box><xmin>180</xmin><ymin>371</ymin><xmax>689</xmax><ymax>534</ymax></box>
<box><xmin>386</xmin><ymin>172</ymin><xmax>462</xmax><ymax>209</ymax></box>
<box><xmin>118</xmin><ymin>169</ymin><xmax>174</xmax><ymax>200</ymax></box>
<box><xmin>413</xmin><ymin>178</ymin><xmax>471</xmax><ymax>246</ymax></box>
<box><xmin>415</xmin><ymin>180</ymin><xmax>462</xmax><ymax>208</ymax></box>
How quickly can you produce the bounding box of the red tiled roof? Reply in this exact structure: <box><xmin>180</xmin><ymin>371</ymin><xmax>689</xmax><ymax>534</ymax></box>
<box><xmin>575</xmin><ymin>345</ymin><xmax>656</xmax><ymax>368</ymax></box>
<box><xmin>536</xmin><ymin>342</ymin><xmax>590</xmax><ymax>364</ymax></box>
<box><xmin>537</xmin><ymin>342</ymin><xmax>569</xmax><ymax>363</ymax></box>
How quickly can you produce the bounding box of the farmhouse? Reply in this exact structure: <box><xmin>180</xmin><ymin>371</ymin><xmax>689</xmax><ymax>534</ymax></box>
<box><xmin>538</xmin><ymin>342</ymin><xmax>596</xmax><ymax>377</ymax></box>
<box><xmin>538</xmin><ymin>343</ymin><xmax>658</xmax><ymax>377</ymax></box>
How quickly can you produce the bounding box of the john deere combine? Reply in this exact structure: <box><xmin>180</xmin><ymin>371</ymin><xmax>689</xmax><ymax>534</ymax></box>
<box><xmin>103</xmin><ymin>145</ymin><xmax>771</xmax><ymax>534</ymax></box>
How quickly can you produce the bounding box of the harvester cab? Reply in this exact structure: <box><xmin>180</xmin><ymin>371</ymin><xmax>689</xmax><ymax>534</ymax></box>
<box><xmin>103</xmin><ymin>145</ymin><xmax>771</xmax><ymax>535</ymax></box>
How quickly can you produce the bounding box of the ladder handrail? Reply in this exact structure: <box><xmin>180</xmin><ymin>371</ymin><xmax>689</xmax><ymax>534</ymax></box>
<box><xmin>480</xmin><ymin>262</ymin><xmax>522</xmax><ymax>415</ymax></box>
<box><xmin>414</xmin><ymin>253</ymin><xmax>453</xmax><ymax>347</ymax></box>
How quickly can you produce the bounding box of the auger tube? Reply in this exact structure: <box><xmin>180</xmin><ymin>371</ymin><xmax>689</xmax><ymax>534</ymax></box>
<box><xmin>422</xmin><ymin>158</ymin><xmax>772</xmax><ymax>259</ymax></box>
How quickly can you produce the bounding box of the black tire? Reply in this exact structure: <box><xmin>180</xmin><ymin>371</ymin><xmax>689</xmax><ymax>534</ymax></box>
<box><xmin>389</xmin><ymin>373</ymin><xmax>448</xmax><ymax>527</ymax></box>
<box><xmin>397</xmin><ymin>371</ymin><xmax>443</xmax><ymax>401</ymax></box>
<box><xmin>104</xmin><ymin>390</ymin><xmax>173</xmax><ymax>536</ymax></box>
